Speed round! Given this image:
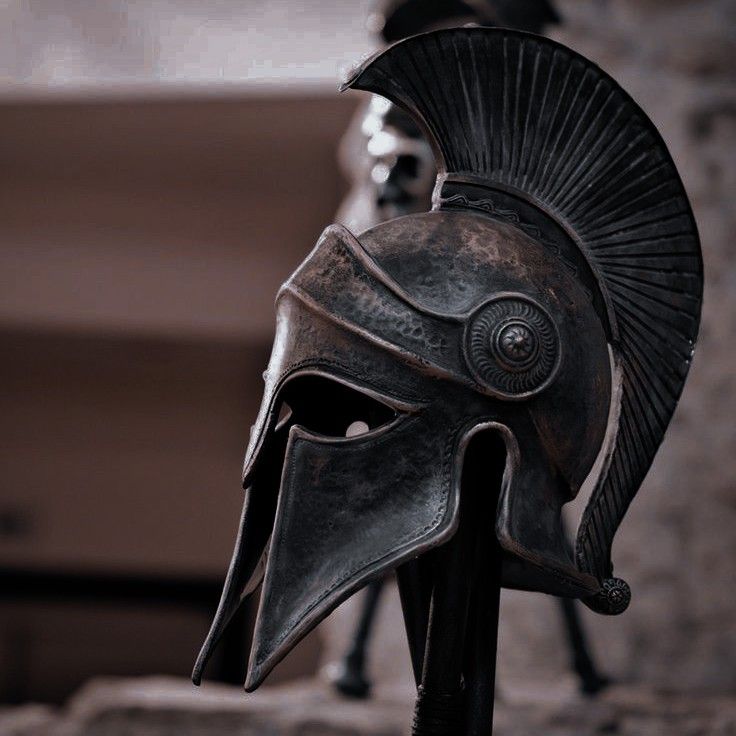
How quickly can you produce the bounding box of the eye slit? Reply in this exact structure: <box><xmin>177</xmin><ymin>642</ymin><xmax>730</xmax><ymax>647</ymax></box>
<box><xmin>276</xmin><ymin>402</ymin><xmax>293</xmax><ymax>427</ymax></box>
<box><xmin>280</xmin><ymin>375</ymin><xmax>395</xmax><ymax>438</ymax></box>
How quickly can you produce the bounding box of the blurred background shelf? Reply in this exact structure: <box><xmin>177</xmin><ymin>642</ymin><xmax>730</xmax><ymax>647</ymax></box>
<box><xmin>0</xmin><ymin>88</ymin><xmax>356</xmax><ymax>703</ymax></box>
<box><xmin>0</xmin><ymin>94</ymin><xmax>356</xmax><ymax>341</ymax></box>
<box><xmin>0</xmin><ymin>0</ymin><xmax>374</xmax><ymax>102</ymax></box>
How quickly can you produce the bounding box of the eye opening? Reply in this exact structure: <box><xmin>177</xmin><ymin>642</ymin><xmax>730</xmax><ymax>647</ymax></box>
<box><xmin>276</xmin><ymin>402</ymin><xmax>292</xmax><ymax>427</ymax></box>
<box><xmin>278</xmin><ymin>374</ymin><xmax>396</xmax><ymax>439</ymax></box>
<box><xmin>346</xmin><ymin>420</ymin><xmax>370</xmax><ymax>437</ymax></box>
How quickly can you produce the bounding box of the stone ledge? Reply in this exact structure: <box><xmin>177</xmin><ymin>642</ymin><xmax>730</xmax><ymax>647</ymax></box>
<box><xmin>4</xmin><ymin>676</ymin><xmax>735</xmax><ymax>736</ymax></box>
<box><xmin>0</xmin><ymin>704</ymin><xmax>58</xmax><ymax>736</ymax></box>
<box><xmin>59</xmin><ymin>677</ymin><xmax>410</xmax><ymax>736</ymax></box>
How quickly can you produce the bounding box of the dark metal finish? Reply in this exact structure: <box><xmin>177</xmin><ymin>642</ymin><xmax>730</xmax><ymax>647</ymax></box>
<box><xmin>194</xmin><ymin>25</ymin><xmax>702</xmax><ymax>736</ymax></box>
<box><xmin>411</xmin><ymin>430</ymin><xmax>505</xmax><ymax>736</ymax></box>
<box><xmin>333</xmin><ymin>557</ymin><xmax>609</xmax><ymax>701</ymax></box>
<box><xmin>460</xmin><ymin>432</ymin><xmax>505</xmax><ymax>735</ymax></box>
<box><xmin>412</xmin><ymin>516</ymin><xmax>474</xmax><ymax>734</ymax></box>
<box><xmin>396</xmin><ymin>558</ymin><xmax>433</xmax><ymax>685</ymax></box>
<box><xmin>334</xmin><ymin>0</ymin><xmax>609</xmax><ymax>692</ymax></box>
<box><xmin>345</xmin><ymin>26</ymin><xmax>703</xmax><ymax>614</ymax></box>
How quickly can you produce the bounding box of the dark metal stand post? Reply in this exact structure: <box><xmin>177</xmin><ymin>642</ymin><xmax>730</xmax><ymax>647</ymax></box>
<box><xmin>396</xmin><ymin>557</ymin><xmax>433</xmax><ymax>686</ymax></box>
<box><xmin>411</xmin><ymin>521</ymin><xmax>475</xmax><ymax>734</ymax></box>
<box><xmin>462</xmin><ymin>431</ymin><xmax>505</xmax><ymax>735</ymax></box>
<box><xmin>462</xmin><ymin>438</ymin><xmax>504</xmax><ymax>734</ymax></box>
<box><xmin>338</xmin><ymin>549</ymin><xmax>608</xmax><ymax>703</ymax></box>
<box><xmin>462</xmin><ymin>546</ymin><xmax>502</xmax><ymax>735</ymax></box>
<box><xmin>411</xmin><ymin>431</ymin><xmax>504</xmax><ymax>736</ymax></box>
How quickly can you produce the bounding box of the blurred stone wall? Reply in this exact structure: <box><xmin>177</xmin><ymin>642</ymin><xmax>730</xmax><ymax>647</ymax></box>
<box><xmin>547</xmin><ymin>0</ymin><xmax>736</xmax><ymax>693</ymax></box>
<box><xmin>322</xmin><ymin>0</ymin><xmax>736</xmax><ymax>696</ymax></box>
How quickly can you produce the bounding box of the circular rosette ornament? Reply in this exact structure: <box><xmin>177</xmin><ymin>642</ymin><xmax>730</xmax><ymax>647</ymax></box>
<box><xmin>464</xmin><ymin>295</ymin><xmax>560</xmax><ymax>399</ymax></box>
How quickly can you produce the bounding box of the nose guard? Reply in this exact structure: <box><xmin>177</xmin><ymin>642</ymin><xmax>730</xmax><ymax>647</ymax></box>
<box><xmin>193</xmin><ymin>357</ymin><xmax>464</xmax><ymax>689</ymax></box>
<box><xmin>245</xmin><ymin>406</ymin><xmax>459</xmax><ymax>690</ymax></box>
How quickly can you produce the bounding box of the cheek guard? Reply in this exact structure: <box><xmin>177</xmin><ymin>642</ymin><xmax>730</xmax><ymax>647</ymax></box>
<box><xmin>193</xmin><ymin>26</ymin><xmax>702</xmax><ymax>699</ymax></box>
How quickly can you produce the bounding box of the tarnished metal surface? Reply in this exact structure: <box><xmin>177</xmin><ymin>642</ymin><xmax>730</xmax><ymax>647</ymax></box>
<box><xmin>346</xmin><ymin>26</ymin><xmax>703</xmax><ymax>615</ymax></box>
<box><xmin>194</xmin><ymin>24</ymin><xmax>703</xmax><ymax>734</ymax></box>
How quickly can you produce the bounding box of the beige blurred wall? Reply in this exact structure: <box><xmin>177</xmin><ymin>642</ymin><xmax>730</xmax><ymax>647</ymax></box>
<box><xmin>0</xmin><ymin>92</ymin><xmax>357</xmax><ymax>701</ymax></box>
<box><xmin>495</xmin><ymin>0</ymin><xmax>736</xmax><ymax>693</ymax></box>
<box><xmin>0</xmin><ymin>94</ymin><xmax>356</xmax><ymax>576</ymax></box>
<box><xmin>0</xmin><ymin>0</ymin><xmax>375</xmax><ymax>96</ymax></box>
<box><xmin>0</xmin><ymin>0</ymin><xmax>371</xmax><ymax>702</ymax></box>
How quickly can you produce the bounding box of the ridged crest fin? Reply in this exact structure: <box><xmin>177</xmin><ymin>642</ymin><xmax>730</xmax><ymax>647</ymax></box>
<box><xmin>344</xmin><ymin>28</ymin><xmax>703</xmax><ymax>601</ymax></box>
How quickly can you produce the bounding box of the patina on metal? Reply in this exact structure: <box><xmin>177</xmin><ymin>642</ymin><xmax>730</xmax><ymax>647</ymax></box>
<box><xmin>333</xmin><ymin>0</ymin><xmax>610</xmax><ymax>701</ymax></box>
<box><xmin>193</xmin><ymin>27</ymin><xmax>703</xmax><ymax>736</ymax></box>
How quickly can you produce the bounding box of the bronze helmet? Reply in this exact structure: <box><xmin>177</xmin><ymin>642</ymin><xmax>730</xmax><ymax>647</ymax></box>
<box><xmin>193</xmin><ymin>28</ymin><xmax>702</xmax><ymax>691</ymax></box>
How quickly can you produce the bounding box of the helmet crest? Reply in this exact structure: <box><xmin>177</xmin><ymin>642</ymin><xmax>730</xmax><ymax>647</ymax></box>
<box><xmin>344</xmin><ymin>28</ymin><xmax>703</xmax><ymax>610</ymax></box>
